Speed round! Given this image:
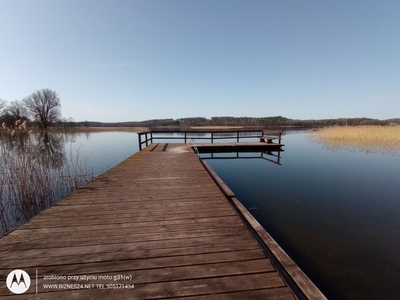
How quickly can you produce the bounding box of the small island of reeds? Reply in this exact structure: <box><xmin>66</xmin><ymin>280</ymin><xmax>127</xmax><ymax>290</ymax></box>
<box><xmin>308</xmin><ymin>125</ymin><xmax>400</xmax><ymax>155</ymax></box>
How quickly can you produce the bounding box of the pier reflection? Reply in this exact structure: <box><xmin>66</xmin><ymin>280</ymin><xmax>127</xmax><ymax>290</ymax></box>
<box><xmin>199</xmin><ymin>150</ymin><xmax>283</xmax><ymax>165</ymax></box>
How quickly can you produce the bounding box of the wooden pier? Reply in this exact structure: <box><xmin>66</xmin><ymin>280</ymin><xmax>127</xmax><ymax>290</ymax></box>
<box><xmin>137</xmin><ymin>129</ymin><xmax>284</xmax><ymax>151</ymax></box>
<box><xmin>0</xmin><ymin>143</ymin><xmax>325</xmax><ymax>299</ymax></box>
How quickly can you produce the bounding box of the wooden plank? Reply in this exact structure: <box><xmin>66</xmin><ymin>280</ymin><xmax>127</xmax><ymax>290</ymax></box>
<box><xmin>14</xmin><ymin>211</ymin><xmax>238</xmax><ymax>229</ymax></box>
<box><xmin>0</xmin><ymin>234</ymin><xmax>256</xmax><ymax>260</ymax></box>
<box><xmin>45</xmin><ymin>198</ymin><xmax>229</xmax><ymax>209</ymax></box>
<box><xmin>2</xmin><ymin>223</ymin><xmax>248</xmax><ymax>245</ymax></box>
<box><xmin>0</xmin><ymin>260</ymin><xmax>276</xmax><ymax>293</ymax></box>
<box><xmin>3</xmin><ymin>226</ymin><xmax>246</xmax><ymax>245</ymax></box>
<box><xmin>183</xmin><ymin>287</ymin><xmax>296</xmax><ymax>300</ymax></box>
<box><xmin>0</xmin><ymin>260</ymin><xmax>278</xmax><ymax>296</ymax></box>
<box><xmin>57</xmin><ymin>193</ymin><xmax>226</xmax><ymax>203</ymax></box>
<box><xmin>0</xmin><ymin>227</ymin><xmax>251</xmax><ymax>250</ymax></box>
<box><xmin>0</xmin><ymin>243</ymin><xmax>260</xmax><ymax>269</ymax></box>
<box><xmin>0</xmin><ymin>250</ymin><xmax>267</xmax><ymax>280</ymax></box>
<box><xmin>9</xmin><ymin>216</ymin><xmax>244</xmax><ymax>236</ymax></box>
<box><xmin>115</xmin><ymin>272</ymin><xmax>286</xmax><ymax>299</ymax></box>
<box><xmin>9</xmin><ymin>216</ymin><xmax>241</xmax><ymax>234</ymax></box>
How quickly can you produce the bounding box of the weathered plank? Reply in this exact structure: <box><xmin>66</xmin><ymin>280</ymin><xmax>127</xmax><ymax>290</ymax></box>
<box><xmin>0</xmin><ymin>234</ymin><xmax>256</xmax><ymax>260</ymax></box>
<box><xmin>0</xmin><ymin>243</ymin><xmax>260</xmax><ymax>269</ymax></box>
<box><xmin>8</xmin><ymin>215</ymin><xmax>241</xmax><ymax>234</ymax></box>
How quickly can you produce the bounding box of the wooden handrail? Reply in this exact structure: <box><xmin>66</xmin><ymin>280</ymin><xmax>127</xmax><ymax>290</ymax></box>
<box><xmin>138</xmin><ymin>129</ymin><xmax>283</xmax><ymax>151</ymax></box>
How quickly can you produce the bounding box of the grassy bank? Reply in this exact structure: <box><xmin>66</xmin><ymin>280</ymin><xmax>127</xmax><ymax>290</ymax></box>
<box><xmin>308</xmin><ymin>126</ymin><xmax>400</xmax><ymax>154</ymax></box>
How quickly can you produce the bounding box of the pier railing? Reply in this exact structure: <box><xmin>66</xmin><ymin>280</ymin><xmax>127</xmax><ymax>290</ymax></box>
<box><xmin>138</xmin><ymin>129</ymin><xmax>282</xmax><ymax>151</ymax></box>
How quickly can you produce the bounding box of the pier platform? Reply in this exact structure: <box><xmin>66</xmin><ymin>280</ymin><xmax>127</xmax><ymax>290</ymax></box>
<box><xmin>0</xmin><ymin>143</ymin><xmax>325</xmax><ymax>299</ymax></box>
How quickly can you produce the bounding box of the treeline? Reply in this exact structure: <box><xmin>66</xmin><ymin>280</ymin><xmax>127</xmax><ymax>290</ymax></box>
<box><xmin>281</xmin><ymin>117</ymin><xmax>400</xmax><ymax>127</ymax></box>
<box><xmin>77</xmin><ymin>116</ymin><xmax>400</xmax><ymax>129</ymax></box>
<box><xmin>3</xmin><ymin>89</ymin><xmax>397</xmax><ymax>131</ymax></box>
<box><xmin>0</xmin><ymin>89</ymin><xmax>62</xmax><ymax>130</ymax></box>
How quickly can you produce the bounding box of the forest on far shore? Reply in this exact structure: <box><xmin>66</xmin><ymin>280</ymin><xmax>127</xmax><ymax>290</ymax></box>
<box><xmin>2</xmin><ymin>91</ymin><xmax>398</xmax><ymax>130</ymax></box>
<box><xmin>76</xmin><ymin>116</ymin><xmax>400</xmax><ymax>130</ymax></box>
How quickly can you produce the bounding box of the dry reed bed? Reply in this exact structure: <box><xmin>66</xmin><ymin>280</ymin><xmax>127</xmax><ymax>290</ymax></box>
<box><xmin>0</xmin><ymin>126</ymin><xmax>93</xmax><ymax>237</ymax></box>
<box><xmin>308</xmin><ymin>126</ymin><xmax>400</xmax><ymax>154</ymax></box>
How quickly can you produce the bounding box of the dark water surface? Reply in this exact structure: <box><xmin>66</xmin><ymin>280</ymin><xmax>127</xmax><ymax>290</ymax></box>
<box><xmin>203</xmin><ymin>131</ymin><xmax>400</xmax><ymax>300</ymax></box>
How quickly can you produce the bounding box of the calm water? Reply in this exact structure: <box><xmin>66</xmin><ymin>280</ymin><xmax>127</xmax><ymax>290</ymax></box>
<box><xmin>1</xmin><ymin>130</ymin><xmax>399</xmax><ymax>299</ymax></box>
<box><xmin>64</xmin><ymin>131</ymin><xmax>139</xmax><ymax>174</ymax></box>
<box><xmin>204</xmin><ymin>131</ymin><xmax>400</xmax><ymax>300</ymax></box>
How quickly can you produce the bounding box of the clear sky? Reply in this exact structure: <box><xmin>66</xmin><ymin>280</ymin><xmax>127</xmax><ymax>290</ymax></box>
<box><xmin>1</xmin><ymin>0</ymin><xmax>399</xmax><ymax>122</ymax></box>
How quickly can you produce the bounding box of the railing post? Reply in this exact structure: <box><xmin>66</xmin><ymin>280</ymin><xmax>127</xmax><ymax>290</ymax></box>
<box><xmin>138</xmin><ymin>133</ymin><xmax>142</xmax><ymax>151</ymax></box>
<box><xmin>237</xmin><ymin>131</ymin><xmax>240</xmax><ymax>142</ymax></box>
<box><xmin>145</xmin><ymin>133</ymin><xmax>149</xmax><ymax>147</ymax></box>
<box><xmin>185</xmin><ymin>132</ymin><xmax>187</xmax><ymax>143</ymax></box>
<box><xmin>211</xmin><ymin>132</ymin><xmax>214</xmax><ymax>143</ymax></box>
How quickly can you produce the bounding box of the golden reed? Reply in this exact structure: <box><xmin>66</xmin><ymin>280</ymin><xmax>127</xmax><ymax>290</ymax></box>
<box><xmin>308</xmin><ymin>125</ymin><xmax>400</xmax><ymax>155</ymax></box>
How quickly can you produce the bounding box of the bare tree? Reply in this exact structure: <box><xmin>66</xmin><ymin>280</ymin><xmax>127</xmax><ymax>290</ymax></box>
<box><xmin>0</xmin><ymin>98</ymin><xmax>6</xmax><ymax>114</ymax></box>
<box><xmin>23</xmin><ymin>89</ymin><xmax>61</xmax><ymax>129</ymax></box>
<box><xmin>6</xmin><ymin>100</ymin><xmax>29</xmax><ymax>121</ymax></box>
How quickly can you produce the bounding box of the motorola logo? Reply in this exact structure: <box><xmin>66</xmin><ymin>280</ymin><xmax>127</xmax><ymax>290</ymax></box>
<box><xmin>6</xmin><ymin>269</ymin><xmax>31</xmax><ymax>294</ymax></box>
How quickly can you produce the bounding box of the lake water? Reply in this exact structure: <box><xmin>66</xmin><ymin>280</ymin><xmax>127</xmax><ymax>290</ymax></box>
<box><xmin>1</xmin><ymin>130</ymin><xmax>399</xmax><ymax>299</ymax></box>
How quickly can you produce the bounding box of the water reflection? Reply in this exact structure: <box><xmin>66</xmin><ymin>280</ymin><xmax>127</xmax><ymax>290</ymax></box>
<box><xmin>200</xmin><ymin>150</ymin><xmax>282</xmax><ymax>165</ymax></box>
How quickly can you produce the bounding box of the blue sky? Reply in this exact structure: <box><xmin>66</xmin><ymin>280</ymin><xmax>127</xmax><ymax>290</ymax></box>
<box><xmin>1</xmin><ymin>0</ymin><xmax>399</xmax><ymax>122</ymax></box>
